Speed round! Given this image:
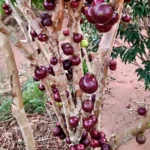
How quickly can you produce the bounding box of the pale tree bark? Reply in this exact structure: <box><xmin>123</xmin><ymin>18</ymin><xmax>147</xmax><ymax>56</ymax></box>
<box><xmin>0</xmin><ymin>34</ymin><xmax>36</xmax><ymax>150</ymax></box>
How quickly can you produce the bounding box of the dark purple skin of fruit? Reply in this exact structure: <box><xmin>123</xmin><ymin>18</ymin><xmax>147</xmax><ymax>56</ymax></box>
<box><xmin>99</xmin><ymin>132</ymin><xmax>106</xmax><ymax>138</ymax></box>
<box><xmin>43</xmin><ymin>1</ymin><xmax>55</xmax><ymax>11</ymax></box>
<box><xmin>63</xmin><ymin>30</ymin><xmax>70</xmax><ymax>36</ymax></box>
<box><xmin>89</xmin><ymin>115</ymin><xmax>97</xmax><ymax>124</ymax></box>
<box><xmin>99</xmin><ymin>137</ymin><xmax>107</xmax><ymax>147</ymax></box>
<box><xmin>65</xmin><ymin>90</ymin><xmax>69</xmax><ymax>98</ymax></box>
<box><xmin>92</xmin><ymin>0</ymin><xmax>104</xmax><ymax>6</ymax></box>
<box><xmin>54</xmin><ymin>92</ymin><xmax>62</xmax><ymax>102</ymax></box>
<box><xmin>42</xmin><ymin>18</ymin><xmax>52</xmax><ymax>26</ymax></box>
<box><xmin>90</xmin><ymin>129</ymin><xmax>100</xmax><ymax>140</ymax></box>
<box><xmin>109</xmin><ymin>59</ymin><xmax>117</xmax><ymax>71</ymax></box>
<box><xmin>85</xmin><ymin>7</ymin><xmax>96</xmax><ymax>24</ymax></box>
<box><xmin>73</xmin><ymin>33</ymin><xmax>83</xmax><ymax>43</ymax></box>
<box><xmin>82</xmin><ymin>99</ymin><xmax>94</xmax><ymax>113</ymax></box>
<box><xmin>40</xmin><ymin>12</ymin><xmax>50</xmax><ymax>20</ymax></box>
<box><xmin>90</xmin><ymin>139</ymin><xmax>100</xmax><ymax>148</ymax></box>
<box><xmin>138</xmin><ymin>107</ymin><xmax>147</xmax><ymax>116</ymax></box>
<box><xmin>69</xmin><ymin>116</ymin><xmax>79</xmax><ymax>127</ymax></box>
<box><xmin>52</xmin><ymin>126</ymin><xmax>62</xmax><ymax>136</ymax></box>
<box><xmin>124</xmin><ymin>0</ymin><xmax>131</xmax><ymax>2</ymax></box>
<box><xmin>76</xmin><ymin>144</ymin><xmax>85</xmax><ymax>150</ymax></box>
<box><xmin>35</xmin><ymin>66</ymin><xmax>47</xmax><ymax>79</ymax></box>
<box><xmin>79</xmin><ymin>73</ymin><xmax>98</xmax><ymax>94</ymax></box>
<box><xmin>96</xmin><ymin>24</ymin><xmax>112</xmax><ymax>33</ymax></box>
<box><xmin>91</xmin><ymin>94</ymin><xmax>96</xmax><ymax>103</ymax></box>
<box><xmin>72</xmin><ymin>56</ymin><xmax>81</xmax><ymax>66</ymax></box>
<box><xmin>63</xmin><ymin>59</ymin><xmax>72</xmax><ymax>70</ymax></box>
<box><xmin>70</xmin><ymin>0</ymin><xmax>79</xmax><ymax>8</ymax></box>
<box><xmin>62</xmin><ymin>44</ymin><xmax>74</xmax><ymax>55</ymax></box>
<box><xmin>66</xmin><ymin>137</ymin><xmax>71</xmax><ymax>144</ymax></box>
<box><xmin>38</xmin><ymin>33</ymin><xmax>48</xmax><ymax>42</ymax></box>
<box><xmin>122</xmin><ymin>14</ymin><xmax>131</xmax><ymax>23</ymax></box>
<box><xmin>30</xmin><ymin>30</ymin><xmax>38</xmax><ymax>38</ymax></box>
<box><xmin>88</xmin><ymin>53</ymin><xmax>92</xmax><ymax>62</ymax></box>
<box><xmin>70</xmin><ymin>146</ymin><xmax>77</xmax><ymax>150</ymax></box>
<box><xmin>33</xmin><ymin>75</ymin><xmax>40</xmax><ymax>81</ymax></box>
<box><xmin>46</xmin><ymin>65</ymin><xmax>55</xmax><ymax>76</ymax></box>
<box><xmin>52</xmin><ymin>88</ymin><xmax>59</xmax><ymax>94</ymax></box>
<box><xmin>91</xmin><ymin>3</ymin><xmax>113</xmax><ymax>24</ymax></box>
<box><xmin>2</xmin><ymin>4</ymin><xmax>10</xmax><ymax>10</ymax></box>
<box><xmin>80</xmin><ymin>138</ymin><xmax>90</xmax><ymax>147</ymax></box>
<box><xmin>81</xmin><ymin>6</ymin><xmax>89</xmax><ymax>15</ymax></box>
<box><xmin>50</xmin><ymin>57</ymin><xmax>58</xmax><ymax>65</ymax></box>
<box><xmin>59</xmin><ymin>133</ymin><xmax>66</xmax><ymax>139</ymax></box>
<box><xmin>81</xmin><ymin>130</ymin><xmax>88</xmax><ymax>140</ymax></box>
<box><xmin>101</xmin><ymin>144</ymin><xmax>111</xmax><ymax>150</ymax></box>
<box><xmin>83</xmin><ymin>118</ymin><xmax>95</xmax><ymax>130</ymax></box>
<box><xmin>51</xmin><ymin>84</ymin><xmax>56</xmax><ymax>89</ymax></box>
<box><xmin>80</xmin><ymin>17</ymin><xmax>84</xmax><ymax>24</ymax></box>
<box><xmin>107</xmin><ymin>11</ymin><xmax>119</xmax><ymax>25</ymax></box>
<box><xmin>5</xmin><ymin>8</ymin><xmax>12</xmax><ymax>15</ymax></box>
<box><xmin>66</xmin><ymin>73</ymin><xmax>73</xmax><ymax>80</ymax></box>
<box><xmin>38</xmin><ymin>83</ymin><xmax>46</xmax><ymax>91</ymax></box>
<box><xmin>136</xmin><ymin>134</ymin><xmax>146</xmax><ymax>145</ymax></box>
<box><xmin>86</xmin><ymin>0</ymin><xmax>93</xmax><ymax>4</ymax></box>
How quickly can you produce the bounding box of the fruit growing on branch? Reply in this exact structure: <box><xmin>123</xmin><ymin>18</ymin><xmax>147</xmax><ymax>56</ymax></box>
<box><xmin>138</xmin><ymin>107</ymin><xmax>147</xmax><ymax>116</ymax></box>
<box><xmin>109</xmin><ymin>59</ymin><xmax>117</xmax><ymax>71</ymax></box>
<box><xmin>69</xmin><ymin>116</ymin><xmax>79</xmax><ymax>127</ymax></box>
<box><xmin>34</xmin><ymin>66</ymin><xmax>48</xmax><ymax>79</ymax></box>
<box><xmin>122</xmin><ymin>14</ymin><xmax>131</xmax><ymax>23</ymax></box>
<box><xmin>82</xmin><ymin>99</ymin><xmax>94</xmax><ymax>113</ymax></box>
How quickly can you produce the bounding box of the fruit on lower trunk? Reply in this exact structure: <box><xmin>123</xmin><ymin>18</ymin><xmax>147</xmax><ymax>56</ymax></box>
<box><xmin>43</xmin><ymin>0</ymin><xmax>55</xmax><ymax>10</ymax></box>
<box><xmin>101</xmin><ymin>143</ymin><xmax>111</xmax><ymax>150</ymax></box>
<box><xmin>136</xmin><ymin>134</ymin><xmax>146</xmax><ymax>145</ymax></box>
<box><xmin>42</xmin><ymin>18</ymin><xmax>52</xmax><ymax>26</ymax></box>
<box><xmin>79</xmin><ymin>73</ymin><xmax>98</xmax><ymax>94</ymax></box>
<box><xmin>71</xmin><ymin>56</ymin><xmax>81</xmax><ymax>66</ymax></box>
<box><xmin>35</xmin><ymin>66</ymin><xmax>48</xmax><ymax>79</ymax></box>
<box><xmin>63</xmin><ymin>59</ymin><xmax>72</xmax><ymax>70</ymax></box>
<box><xmin>90</xmin><ymin>129</ymin><xmax>100</xmax><ymax>139</ymax></box>
<box><xmin>46</xmin><ymin>65</ymin><xmax>55</xmax><ymax>76</ymax></box>
<box><xmin>124</xmin><ymin>0</ymin><xmax>131</xmax><ymax>2</ymax></box>
<box><xmin>83</xmin><ymin>117</ymin><xmax>95</xmax><ymax>130</ymax></box>
<box><xmin>69</xmin><ymin>116</ymin><xmax>79</xmax><ymax>127</ymax></box>
<box><xmin>99</xmin><ymin>132</ymin><xmax>106</xmax><ymax>138</ymax></box>
<box><xmin>2</xmin><ymin>4</ymin><xmax>10</xmax><ymax>10</ymax></box>
<box><xmin>73</xmin><ymin>33</ymin><xmax>83</xmax><ymax>43</ymax></box>
<box><xmin>70</xmin><ymin>0</ymin><xmax>79</xmax><ymax>8</ymax></box>
<box><xmin>5</xmin><ymin>8</ymin><xmax>12</xmax><ymax>15</ymax></box>
<box><xmin>99</xmin><ymin>137</ymin><xmax>107</xmax><ymax>146</ymax></box>
<box><xmin>30</xmin><ymin>30</ymin><xmax>38</xmax><ymax>38</ymax></box>
<box><xmin>40</xmin><ymin>12</ymin><xmax>50</xmax><ymax>20</ymax></box>
<box><xmin>70</xmin><ymin>146</ymin><xmax>77</xmax><ymax>150</ymax></box>
<box><xmin>122</xmin><ymin>14</ymin><xmax>131</xmax><ymax>22</ymax></box>
<box><xmin>82</xmin><ymin>99</ymin><xmax>94</xmax><ymax>113</ymax></box>
<box><xmin>138</xmin><ymin>107</ymin><xmax>147</xmax><ymax>116</ymax></box>
<box><xmin>50</xmin><ymin>56</ymin><xmax>58</xmax><ymax>65</ymax></box>
<box><xmin>62</xmin><ymin>43</ymin><xmax>74</xmax><ymax>55</ymax></box>
<box><xmin>107</xmin><ymin>11</ymin><xmax>119</xmax><ymax>25</ymax></box>
<box><xmin>109</xmin><ymin>59</ymin><xmax>117</xmax><ymax>70</ymax></box>
<box><xmin>63</xmin><ymin>30</ymin><xmax>70</xmax><ymax>36</ymax></box>
<box><xmin>91</xmin><ymin>3</ymin><xmax>113</xmax><ymax>24</ymax></box>
<box><xmin>38</xmin><ymin>33</ymin><xmax>48</xmax><ymax>42</ymax></box>
<box><xmin>33</xmin><ymin>75</ymin><xmax>40</xmax><ymax>81</ymax></box>
<box><xmin>80</xmin><ymin>138</ymin><xmax>90</xmax><ymax>147</ymax></box>
<box><xmin>96</xmin><ymin>24</ymin><xmax>112</xmax><ymax>33</ymax></box>
<box><xmin>92</xmin><ymin>0</ymin><xmax>104</xmax><ymax>6</ymax></box>
<box><xmin>81</xmin><ymin>130</ymin><xmax>88</xmax><ymax>140</ymax></box>
<box><xmin>52</xmin><ymin>126</ymin><xmax>62</xmax><ymax>136</ymax></box>
<box><xmin>65</xmin><ymin>137</ymin><xmax>71</xmax><ymax>144</ymax></box>
<box><xmin>54</xmin><ymin>92</ymin><xmax>62</xmax><ymax>102</ymax></box>
<box><xmin>38</xmin><ymin>83</ymin><xmax>46</xmax><ymax>91</ymax></box>
<box><xmin>85</xmin><ymin>7</ymin><xmax>96</xmax><ymax>24</ymax></box>
<box><xmin>76</xmin><ymin>144</ymin><xmax>85</xmax><ymax>150</ymax></box>
<box><xmin>90</xmin><ymin>139</ymin><xmax>100</xmax><ymax>148</ymax></box>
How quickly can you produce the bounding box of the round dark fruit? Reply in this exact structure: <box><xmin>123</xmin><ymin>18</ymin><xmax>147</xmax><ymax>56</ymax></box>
<box><xmin>51</xmin><ymin>84</ymin><xmax>56</xmax><ymax>89</ymax></box>
<box><xmin>30</xmin><ymin>30</ymin><xmax>38</xmax><ymax>38</ymax></box>
<box><xmin>107</xmin><ymin>11</ymin><xmax>119</xmax><ymax>25</ymax></box>
<box><xmin>38</xmin><ymin>83</ymin><xmax>46</xmax><ymax>91</ymax></box>
<box><xmin>50</xmin><ymin>57</ymin><xmax>58</xmax><ymax>65</ymax></box>
<box><xmin>63</xmin><ymin>30</ymin><xmax>70</xmax><ymax>36</ymax></box>
<box><xmin>85</xmin><ymin>7</ymin><xmax>96</xmax><ymax>24</ymax></box>
<box><xmin>122</xmin><ymin>14</ymin><xmax>131</xmax><ymax>23</ymax></box>
<box><xmin>92</xmin><ymin>0</ymin><xmax>104</xmax><ymax>6</ymax></box>
<box><xmin>73</xmin><ymin>33</ymin><xmax>83</xmax><ymax>43</ymax></box>
<box><xmin>65</xmin><ymin>90</ymin><xmax>69</xmax><ymax>98</ymax></box>
<box><xmin>42</xmin><ymin>18</ymin><xmax>52</xmax><ymax>26</ymax></box>
<box><xmin>46</xmin><ymin>65</ymin><xmax>55</xmax><ymax>76</ymax></box>
<box><xmin>96</xmin><ymin>24</ymin><xmax>112</xmax><ymax>33</ymax></box>
<box><xmin>54</xmin><ymin>92</ymin><xmax>62</xmax><ymax>102</ymax></box>
<box><xmin>66</xmin><ymin>137</ymin><xmax>71</xmax><ymax>144</ymax></box>
<box><xmin>90</xmin><ymin>139</ymin><xmax>100</xmax><ymax>148</ymax></box>
<box><xmin>124</xmin><ymin>0</ymin><xmax>131</xmax><ymax>2</ymax></box>
<box><xmin>52</xmin><ymin>88</ymin><xmax>59</xmax><ymax>94</ymax></box>
<box><xmin>81</xmin><ymin>130</ymin><xmax>88</xmax><ymax>140</ymax></box>
<box><xmin>38</xmin><ymin>33</ymin><xmax>48</xmax><ymax>42</ymax></box>
<box><xmin>5</xmin><ymin>8</ymin><xmax>12</xmax><ymax>15</ymax></box>
<box><xmin>2</xmin><ymin>3</ymin><xmax>10</xmax><ymax>10</ymax></box>
<box><xmin>91</xmin><ymin>3</ymin><xmax>113</xmax><ymax>24</ymax></box>
<box><xmin>70</xmin><ymin>0</ymin><xmax>79</xmax><ymax>8</ymax></box>
<box><xmin>81</xmin><ymin>6</ymin><xmax>89</xmax><ymax>15</ymax></box>
<box><xmin>63</xmin><ymin>59</ymin><xmax>72</xmax><ymax>70</ymax></box>
<box><xmin>71</xmin><ymin>56</ymin><xmax>81</xmax><ymax>66</ymax></box>
<box><xmin>52</xmin><ymin>126</ymin><xmax>62</xmax><ymax>136</ymax></box>
<box><xmin>83</xmin><ymin>118</ymin><xmax>95</xmax><ymax>130</ymax></box>
<box><xmin>138</xmin><ymin>107</ymin><xmax>147</xmax><ymax>116</ymax></box>
<box><xmin>109</xmin><ymin>59</ymin><xmax>117</xmax><ymax>70</ymax></box>
<box><xmin>40</xmin><ymin>12</ymin><xmax>50</xmax><ymax>20</ymax></box>
<box><xmin>99</xmin><ymin>137</ymin><xmax>107</xmax><ymax>146</ymax></box>
<box><xmin>69</xmin><ymin>116</ymin><xmax>79</xmax><ymax>127</ymax></box>
<box><xmin>43</xmin><ymin>1</ymin><xmax>55</xmax><ymax>10</ymax></box>
<box><xmin>33</xmin><ymin>75</ymin><xmax>40</xmax><ymax>81</ymax></box>
<box><xmin>62</xmin><ymin>44</ymin><xmax>74</xmax><ymax>55</ymax></box>
<box><xmin>79</xmin><ymin>73</ymin><xmax>98</xmax><ymax>94</ymax></box>
<box><xmin>136</xmin><ymin>134</ymin><xmax>146</xmax><ymax>145</ymax></box>
<box><xmin>70</xmin><ymin>146</ymin><xmax>77</xmax><ymax>150</ymax></box>
<box><xmin>76</xmin><ymin>144</ymin><xmax>85</xmax><ymax>150</ymax></box>
<box><xmin>80</xmin><ymin>138</ymin><xmax>90</xmax><ymax>147</ymax></box>
<box><xmin>34</xmin><ymin>66</ymin><xmax>47</xmax><ymax>79</ymax></box>
<box><xmin>101</xmin><ymin>144</ymin><xmax>111</xmax><ymax>150</ymax></box>
<box><xmin>89</xmin><ymin>115</ymin><xmax>97</xmax><ymax>124</ymax></box>
<box><xmin>82</xmin><ymin>99</ymin><xmax>94</xmax><ymax>113</ymax></box>
<box><xmin>99</xmin><ymin>132</ymin><xmax>106</xmax><ymax>138</ymax></box>
<box><xmin>90</xmin><ymin>129</ymin><xmax>99</xmax><ymax>140</ymax></box>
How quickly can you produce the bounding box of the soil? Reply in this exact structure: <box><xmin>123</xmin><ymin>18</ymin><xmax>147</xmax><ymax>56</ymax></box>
<box><xmin>0</xmin><ymin>33</ymin><xmax>150</xmax><ymax>149</ymax></box>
